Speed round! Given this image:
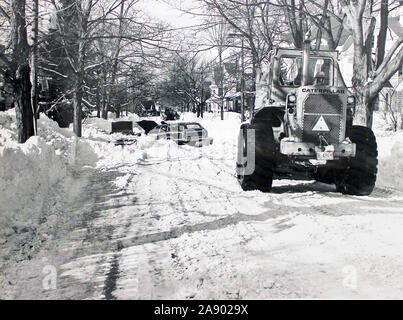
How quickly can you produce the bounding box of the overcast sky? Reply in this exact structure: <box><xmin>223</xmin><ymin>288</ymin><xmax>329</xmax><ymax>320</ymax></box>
<box><xmin>139</xmin><ymin>0</ymin><xmax>201</xmax><ymax>30</ymax></box>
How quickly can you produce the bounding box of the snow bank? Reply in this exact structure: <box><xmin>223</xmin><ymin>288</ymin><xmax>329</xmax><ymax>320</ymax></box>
<box><xmin>0</xmin><ymin>136</ymin><xmax>67</xmax><ymax>234</ymax></box>
<box><xmin>84</xmin><ymin>117</ymin><xmax>112</xmax><ymax>133</ymax></box>
<box><xmin>180</xmin><ymin>112</ymin><xmax>241</xmax><ymax>164</ymax></box>
<box><xmin>84</xmin><ymin>113</ymin><xmax>143</xmax><ymax>135</ymax></box>
<box><xmin>372</xmin><ymin>111</ymin><xmax>403</xmax><ymax>190</ymax></box>
<box><xmin>376</xmin><ymin>131</ymin><xmax>403</xmax><ymax>190</ymax></box>
<box><xmin>80</xmin><ymin>112</ymin><xmax>241</xmax><ymax>171</ymax></box>
<box><xmin>0</xmin><ymin>110</ymin><xmax>98</xmax><ymax>237</ymax></box>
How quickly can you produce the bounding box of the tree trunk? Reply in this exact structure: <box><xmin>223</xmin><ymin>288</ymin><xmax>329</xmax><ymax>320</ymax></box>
<box><xmin>14</xmin><ymin>65</ymin><xmax>34</xmax><ymax>143</ymax></box>
<box><xmin>101</xmin><ymin>66</ymin><xmax>108</xmax><ymax>119</ymax></box>
<box><xmin>352</xmin><ymin>43</ymin><xmax>373</xmax><ymax>126</ymax></box>
<box><xmin>219</xmin><ymin>47</ymin><xmax>224</xmax><ymax>120</ymax></box>
<box><xmin>352</xmin><ymin>34</ymin><xmax>367</xmax><ymax>124</ymax></box>
<box><xmin>73</xmin><ymin>0</ymin><xmax>91</xmax><ymax>137</ymax></box>
<box><xmin>30</xmin><ymin>0</ymin><xmax>39</xmax><ymax>134</ymax></box>
<box><xmin>73</xmin><ymin>82</ymin><xmax>82</xmax><ymax>137</ymax></box>
<box><xmin>73</xmin><ymin>36</ymin><xmax>85</xmax><ymax>137</ymax></box>
<box><xmin>96</xmin><ymin>82</ymin><xmax>100</xmax><ymax>118</ymax></box>
<box><xmin>251</xmin><ymin>54</ymin><xmax>261</xmax><ymax>114</ymax></box>
<box><xmin>11</xmin><ymin>0</ymin><xmax>34</xmax><ymax>143</ymax></box>
<box><xmin>73</xmin><ymin>36</ymin><xmax>84</xmax><ymax>137</ymax></box>
<box><xmin>349</xmin><ymin>10</ymin><xmax>376</xmax><ymax>127</ymax></box>
<box><xmin>376</xmin><ymin>0</ymin><xmax>388</xmax><ymax>69</ymax></box>
<box><xmin>106</xmin><ymin>0</ymin><xmax>125</xmax><ymax>119</ymax></box>
<box><xmin>354</xmin><ymin>87</ymin><xmax>373</xmax><ymax>127</ymax></box>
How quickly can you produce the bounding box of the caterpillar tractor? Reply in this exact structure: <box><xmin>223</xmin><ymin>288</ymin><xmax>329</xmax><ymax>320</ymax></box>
<box><xmin>236</xmin><ymin>39</ymin><xmax>378</xmax><ymax>195</ymax></box>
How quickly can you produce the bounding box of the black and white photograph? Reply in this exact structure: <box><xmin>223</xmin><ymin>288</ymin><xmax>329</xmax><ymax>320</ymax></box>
<box><xmin>1</xmin><ymin>0</ymin><xmax>403</xmax><ymax>303</ymax></box>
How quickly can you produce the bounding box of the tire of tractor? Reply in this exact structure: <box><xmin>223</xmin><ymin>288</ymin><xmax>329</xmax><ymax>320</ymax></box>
<box><xmin>335</xmin><ymin>125</ymin><xmax>378</xmax><ymax>196</ymax></box>
<box><xmin>237</xmin><ymin>123</ymin><xmax>275</xmax><ymax>192</ymax></box>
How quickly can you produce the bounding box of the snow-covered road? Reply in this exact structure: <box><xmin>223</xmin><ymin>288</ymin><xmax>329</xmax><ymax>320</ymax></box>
<box><xmin>2</xmin><ymin>112</ymin><xmax>403</xmax><ymax>299</ymax></box>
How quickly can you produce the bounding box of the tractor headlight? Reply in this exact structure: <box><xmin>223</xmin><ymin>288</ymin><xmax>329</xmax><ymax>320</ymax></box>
<box><xmin>347</xmin><ymin>96</ymin><xmax>355</xmax><ymax>106</ymax></box>
<box><xmin>287</xmin><ymin>94</ymin><xmax>296</xmax><ymax>103</ymax></box>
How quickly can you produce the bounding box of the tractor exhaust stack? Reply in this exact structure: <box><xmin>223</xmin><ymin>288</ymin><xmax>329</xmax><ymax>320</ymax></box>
<box><xmin>302</xmin><ymin>32</ymin><xmax>311</xmax><ymax>86</ymax></box>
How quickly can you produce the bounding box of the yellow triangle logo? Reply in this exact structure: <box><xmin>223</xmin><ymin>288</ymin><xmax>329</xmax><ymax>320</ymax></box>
<box><xmin>312</xmin><ymin>116</ymin><xmax>330</xmax><ymax>132</ymax></box>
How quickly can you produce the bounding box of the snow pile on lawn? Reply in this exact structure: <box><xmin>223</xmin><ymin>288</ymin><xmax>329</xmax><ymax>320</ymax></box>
<box><xmin>0</xmin><ymin>110</ymin><xmax>97</xmax><ymax>237</ymax></box>
<box><xmin>81</xmin><ymin>114</ymin><xmax>147</xmax><ymax>168</ymax></box>
<box><xmin>180</xmin><ymin>111</ymin><xmax>241</xmax><ymax>165</ymax></box>
<box><xmin>376</xmin><ymin>131</ymin><xmax>403</xmax><ymax>189</ymax></box>
<box><xmin>81</xmin><ymin>122</ymin><xmax>144</xmax><ymax>169</ymax></box>
<box><xmin>371</xmin><ymin>111</ymin><xmax>403</xmax><ymax>190</ymax></box>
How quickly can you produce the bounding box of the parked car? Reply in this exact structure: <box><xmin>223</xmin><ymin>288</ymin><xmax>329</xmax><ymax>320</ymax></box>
<box><xmin>149</xmin><ymin>122</ymin><xmax>213</xmax><ymax>147</ymax></box>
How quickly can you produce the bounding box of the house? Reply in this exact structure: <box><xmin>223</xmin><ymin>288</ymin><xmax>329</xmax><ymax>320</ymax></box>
<box><xmin>206</xmin><ymin>84</ymin><xmax>241</xmax><ymax>113</ymax></box>
<box><xmin>206</xmin><ymin>61</ymin><xmax>243</xmax><ymax>113</ymax></box>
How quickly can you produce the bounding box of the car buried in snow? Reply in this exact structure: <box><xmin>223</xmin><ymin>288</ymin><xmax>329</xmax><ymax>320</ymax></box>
<box><xmin>148</xmin><ymin>122</ymin><xmax>213</xmax><ymax>147</ymax></box>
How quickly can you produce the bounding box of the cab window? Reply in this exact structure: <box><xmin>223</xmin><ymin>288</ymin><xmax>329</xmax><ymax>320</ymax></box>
<box><xmin>279</xmin><ymin>56</ymin><xmax>333</xmax><ymax>86</ymax></box>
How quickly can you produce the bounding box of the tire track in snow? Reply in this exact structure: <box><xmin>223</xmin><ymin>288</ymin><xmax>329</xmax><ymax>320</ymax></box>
<box><xmin>63</xmin><ymin>152</ymin><xmax>403</xmax><ymax>299</ymax></box>
<box><xmin>102</xmin><ymin>253</ymin><xmax>121</xmax><ymax>300</ymax></box>
<box><xmin>114</xmin><ymin>208</ymin><xmax>281</xmax><ymax>249</ymax></box>
<box><xmin>110</xmin><ymin>155</ymin><xmax>282</xmax><ymax>298</ymax></box>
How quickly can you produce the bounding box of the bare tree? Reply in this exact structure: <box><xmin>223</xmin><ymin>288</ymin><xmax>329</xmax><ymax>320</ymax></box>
<box><xmin>101</xmin><ymin>0</ymin><xmax>126</xmax><ymax>119</ymax></box>
<box><xmin>158</xmin><ymin>53</ymin><xmax>211</xmax><ymax>115</ymax></box>
<box><xmin>198</xmin><ymin>0</ymin><xmax>283</xmax><ymax>110</ymax></box>
<box><xmin>0</xmin><ymin>0</ymin><xmax>34</xmax><ymax>143</ymax></box>
<box><xmin>341</xmin><ymin>0</ymin><xmax>403</xmax><ymax>127</ymax></box>
<box><xmin>206</xmin><ymin>18</ymin><xmax>233</xmax><ymax>119</ymax></box>
<box><xmin>278</xmin><ymin>0</ymin><xmax>308</xmax><ymax>48</ymax></box>
<box><xmin>46</xmin><ymin>0</ymin><xmax>170</xmax><ymax>133</ymax></box>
